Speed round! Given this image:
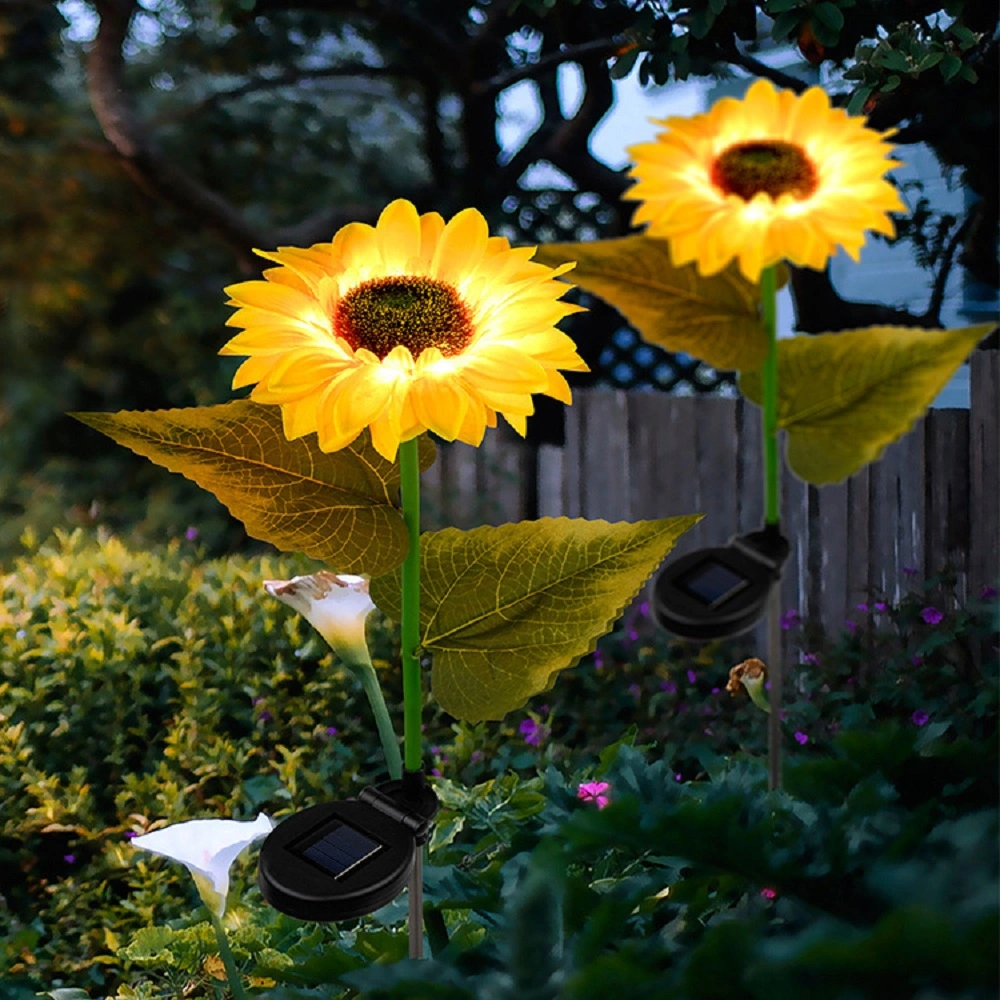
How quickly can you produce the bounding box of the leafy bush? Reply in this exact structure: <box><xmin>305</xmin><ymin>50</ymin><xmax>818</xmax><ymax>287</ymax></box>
<box><xmin>0</xmin><ymin>530</ymin><xmax>996</xmax><ymax>998</ymax></box>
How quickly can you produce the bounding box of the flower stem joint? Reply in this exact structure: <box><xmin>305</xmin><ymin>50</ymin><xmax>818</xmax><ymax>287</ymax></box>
<box><xmin>257</xmin><ymin>769</ymin><xmax>438</xmax><ymax>922</ymax></box>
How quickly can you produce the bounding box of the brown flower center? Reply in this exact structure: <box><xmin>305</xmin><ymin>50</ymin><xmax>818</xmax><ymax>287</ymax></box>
<box><xmin>333</xmin><ymin>275</ymin><xmax>474</xmax><ymax>360</ymax></box>
<box><xmin>711</xmin><ymin>140</ymin><xmax>818</xmax><ymax>202</ymax></box>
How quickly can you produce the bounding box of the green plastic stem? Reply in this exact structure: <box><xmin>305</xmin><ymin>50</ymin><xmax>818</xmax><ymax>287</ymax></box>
<box><xmin>356</xmin><ymin>660</ymin><xmax>402</xmax><ymax>780</ymax></box>
<box><xmin>398</xmin><ymin>437</ymin><xmax>423</xmax><ymax>773</ymax></box>
<box><xmin>210</xmin><ymin>913</ymin><xmax>248</xmax><ymax>1000</ymax></box>
<box><xmin>760</xmin><ymin>264</ymin><xmax>780</xmax><ymax>526</ymax></box>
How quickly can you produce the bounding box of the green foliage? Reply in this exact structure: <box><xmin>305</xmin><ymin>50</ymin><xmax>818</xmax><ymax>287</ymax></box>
<box><xmin>0</xmin><ymin>529</ymin><xmax>995</xmax><ymax>997</ymax></box>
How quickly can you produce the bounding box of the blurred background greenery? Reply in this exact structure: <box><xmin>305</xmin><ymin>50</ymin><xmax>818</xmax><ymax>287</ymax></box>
<box><xmin>1</xmin><ymin>0</ymin><xmax>997</xmax><ymax>561</ymax></box>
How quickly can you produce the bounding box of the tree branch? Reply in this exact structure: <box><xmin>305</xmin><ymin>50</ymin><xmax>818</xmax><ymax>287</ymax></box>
<box><xmin>924</xmin><ymin>210</ymin><xmax>976</xmax><ymax>326</ymax></box>
<box><xmin>472</xmin><ymin>37</ymin><xmax>624</xmax><ymax>97</ymax></box>
<box><xmin>151</xmin><ymin>63</ymin><xmax>425</xmax><ymax>125</ymax></box>
<box><xmin>87</xmin><ymin>0</ymin><xmax>265</xmax><ymax>265</ymax></box>
<box><xmin>726</xmin><ymin>46</ymin><xmax>810</xmax><ymax>93</ymax></box>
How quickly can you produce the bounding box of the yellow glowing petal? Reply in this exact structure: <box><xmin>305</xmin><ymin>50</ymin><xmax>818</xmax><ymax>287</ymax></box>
<box><xmin>332</xmin><ymin>222</ymin><xmax>378</xmax><ymax>273</ymax></box>
<box><xmin>262</xmin><ymin>266</ymin><xmax>312</xmax><ymax>295</ymax></box>
<box><xmin>224</xmin><ymin>281</ymin><xmax>319</xmax><ymax>319</ymax></box>
<box><xmin>432</xmin><ymin>208</ymin><xmax>489</xmax><ymax>285</ymax></box>
<box><xmin>221</xmin><ymin>326</ymin><xmax>324</xmax><ymax>355</ymax></box>
<box><xmin>281</xmin><ymin>393</ymin><xmax>322</xmax><ymax>439</ymax></box>
<box><xmin>504</xmin><ymin>411</ymin><xmax>528</xmax><ymax>437</ymax></box>
<box><xmin>418</xmin><ymin>212</ymin><xmax>446</xmax><ymax>264</ymax></box>
<box><xmin>410</xmin><ymin>374</ymin><xmax>471</xmax><ymax>441</ymax></box>
<box><xmin>232</xmin><ymin>355</ymin><xmax>275</xmax><ymax>390</ymax></box>
<box><xmin>376</xmin><ymin>199</ymin><xmax>422</xmax><ymax>272</ymax></box>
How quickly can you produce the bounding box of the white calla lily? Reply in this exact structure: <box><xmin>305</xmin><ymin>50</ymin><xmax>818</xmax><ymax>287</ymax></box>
<box><xmin>132</xmin><ymin>813</ymin><xmax>274</xmax><ymax>918</ymax></box>
<box><xmin>265</xmin><ymin>571</ymin><xmax>375</xmax><ymax>667</ymax></box>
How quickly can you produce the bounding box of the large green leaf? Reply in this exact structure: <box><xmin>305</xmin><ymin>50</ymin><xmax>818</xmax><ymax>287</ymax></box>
<box><xmin>533</xmin><ymin>234</ymin><xmax>770</xmax><ymax>371</ymax></box>
<box><xmin>739</xmin><ymin>324</ymin><xmax>993</xmax><ymax>484</ymax></box>
<box><xmin>371</xmin><ymin>515</ymin><xmax>701</xmax><ymax>721</ymax></box>
<box><xmin>72</xmin><ymin>401</ymin><xmax>436</xmax><ymax>574</ymax></box>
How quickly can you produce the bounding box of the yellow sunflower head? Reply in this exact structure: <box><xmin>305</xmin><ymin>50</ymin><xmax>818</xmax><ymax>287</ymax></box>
<box><xmin>625</xmin><ymin>79</ymin><xmax>907</xmax><ymax>282</ymax></box>
<box><xmin>220</xmin><ymin>199</ymin><xmax>589</xmax><ymax>461</ymax></box>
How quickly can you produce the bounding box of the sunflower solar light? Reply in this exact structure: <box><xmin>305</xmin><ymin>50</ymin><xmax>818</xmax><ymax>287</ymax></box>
<box><xmin>76</xmin><ymin>200</ymin><xmax>701</xmax><ymax>954</ymax></box>
<box><xmin>532</xmin><ymin>79</ymin><xmax>992</xmax><ymax>789</ymax></box>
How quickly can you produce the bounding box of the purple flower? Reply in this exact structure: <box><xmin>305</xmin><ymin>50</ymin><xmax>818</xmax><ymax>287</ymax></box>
<box><xmin>63</xmin><ymin>854</ymin><xmax>76</xmax><ymax>865</ymax></box>
<box><xmin>702</xmin><ymin>727</ymin><xmax>713</xmax><ymax>736</ymax></box>
<box><xmin>801</xmin><ymin>652</ymin><xmax>820</xmax><ymax>666</ymax></box>
<box><xmin>920</xmin><ymin>606</ymin><xmax>944</xmax><ymax>625</ymax></box>
<box><xmin>794</xmin><ymin>731</ymin><xmax>808</xmax><ymax>745</ymax></box>
<box><xmin>874</xmin><ymin>602</ymin><xmax>888</xmax><ymax>613</ymax></box>
<box><xmin>628</xmin><ymin>683</ymin><xmax>641</xmax><ymax>699</ymax></box>
<box><xmin>184</xmin><ymin>526</ymin><xmax>199</xmax><ymax>541</ymax></box>
<box><xmin>577</xmin><ymin>781</ymin><xmax>611</xmax><ymax>809</ymax></box>
<box><xmin>760</xmin><ymin>887</ymin><xmax>777</xmax><ymax>900</ymax></box>
<box><xmin>844</xmin><ymin>619</ymin><xmax>857</xmax><ymax>634</ymax></box>
<box><xmin>903</xmin><ymin>566</ymin><xmax>918</xmax><ymax>577</ymax></box>
<box><xmin>258</xmin><ymin>710</ymin><xmax>272</xmax><ymax>723</ymax></box>
<box><xmin>325</xmin><ymin>726</ymin><xmax>338</xmax><ymax>736</ymax></box>
<box><xmin>780</xmin><ymin>609</ymin><xmax>801</xmax><ymax>631</ymax></box>
<box><xmin>124</xmin><ymin>831</ymin><xmax>137</xmax><ymax>840</ymax></box>
<box><xmin>659</xmin><ymin>679</ymin><xmax>677</xmax><ymax>694</ymax></box>
<box><xmin>639</xmin><ymin>600</ymin><xmax>650</xmax><ymax>617</ymax></box>
<box><xmin>519</xmin><ymin>718</ymin><xmax>542</xmax><ymax>746</ymax></box>
<box><xmin>539</xmin><ymin>704</ymin><xmax>550</xmax><ymax>714</ymax></box>
<box><xmin>686</xmin><ymin>669</ymin><xmax>697</xmax><ymax>684</ymax></box>
<box><xmin>470</xmin><ymin>750</ymin><xmax>484</xmax><ymax>763</ymax></box>
<box><xmin>911</xmin><ymin>654</ymin><xmax>923</xmax><ymax>666</ymax></box>
<box><xmin>981</xmin><ymin>585</ymin><xmax>998</xmax><ymax>601</ymax></box>
<box><xmin>710</xmin><ymin>686</ymin><xmax>720</xmax><ymax>694</ymax></box>
<box><xmin>627</xmin><ymin>629</ymin><xmax>639</xmax><ymax>642</ymax></box>
<box><xmin>855</xmin><ymin>602</ymin><xmax>869</xmax><ymax>613</ymax></box>
<box><xmin>674</xmin><ymin>773</ymin><xmax>683</xmax><ymax>782</ymax></box>
<box><xmin>593</xmin><ymin>650</ymin><xmax>604</xmax><ymax>670</ymax></box>
<box><xmin>431</xmin><ymin>767</ymin><xmax>443</xmax><ymax>777</ymax></box>
<box><xmin>911</xmin><ymin>709</ymin><xmax>930</xmax><ymax>727</ymax></box>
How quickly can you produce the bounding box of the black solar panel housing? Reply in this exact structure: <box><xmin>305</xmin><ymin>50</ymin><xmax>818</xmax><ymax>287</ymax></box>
<box><xmin>677</xmin><ymin>559</ymin><xmax>750</xmax><ymax>608</ymax></box>
<box><xmin>300</xmin><ymin>822</ymin><xmax>381</xmax><ymax>877</ymax></box>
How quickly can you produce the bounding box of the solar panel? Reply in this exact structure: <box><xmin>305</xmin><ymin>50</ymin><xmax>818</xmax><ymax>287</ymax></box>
<box><xmin>300</xmin><ymin>822</ymin><xmax>382</xmax><ymax>877</ymax></box>
<box><xmin>677</xmin><ymin>559</ymin><xmax>749</xmax><ymax>607</ymax></box>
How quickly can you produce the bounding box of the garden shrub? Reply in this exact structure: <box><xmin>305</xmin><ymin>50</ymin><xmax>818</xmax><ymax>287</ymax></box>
<box><xmin>0</xmin><ymin>529</ymin><xmax>996</xmax><ymax>998</ymax></box>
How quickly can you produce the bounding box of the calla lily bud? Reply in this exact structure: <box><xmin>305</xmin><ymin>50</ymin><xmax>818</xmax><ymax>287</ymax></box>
<box><xmin>132</xmin><ymin>813</ymin><xmax>274</xmax><ymax>918</ymax></box>
<box><xmin>265</xmin><ymin>571</ymin><xmax>375</xmax><ymax>667</ymax></box>
<box><xmin>727</xmin><ymin>657</ymin><xmax>771</xmax><ymax>714</ymax></box>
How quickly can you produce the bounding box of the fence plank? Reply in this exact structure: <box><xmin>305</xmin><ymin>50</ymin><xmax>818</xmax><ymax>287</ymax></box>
<box><xmin>925</xmin><ymin>409</ymin><xmax>971</xmax><ymax>603</ymax></box>
<box><xmin>812</xmin><ymin>480</ymin><xmax>849</xmax><ymax>640</ymax></box>
<box><xmin>969</xmin><ymin>350</ymin><xmax>1000</xmax><ymax>596</ymax></box>
<box><xmin>536</xmin><ymin>444</ymin><xmax>565</xmax><ymax>518</ymax></box>
<box><xmin>779</xmin><ymin>450</ymin><xmax>809</xmax><ymax>662</ymax></box>
<box><xmin>696</xmin><ymin>399</ymin><xmax>740</xmax><ymax>545</ymax></box>
<box><xmin>476</xmin><ymin>425</ymin><xmax>527</xmax><ymax>525</ymax></box>
<box><xmin>577</xmin><ymin>390</ymin><xmax>631</xmax><ymax>520</ymax></box>
<box><xmin>736</xmin><ymin>396</ymin><xmax>765</xmax><ymax>535</ymax></box>
<box><xmin>563</xmin><ymin>391</ymin><xmax>584</xmax><ymax>519</ymax></box>
<box><xmin>868</xmin><ymin>423</ymin><xmax>925</xmax><ymax>605</ymax></box>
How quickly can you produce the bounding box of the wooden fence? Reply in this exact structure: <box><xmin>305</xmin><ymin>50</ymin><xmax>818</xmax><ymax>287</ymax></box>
<box><xmin>420</xmin><ymin>349</ymin><xmax>999</xmax><ymax>653</ymax></box>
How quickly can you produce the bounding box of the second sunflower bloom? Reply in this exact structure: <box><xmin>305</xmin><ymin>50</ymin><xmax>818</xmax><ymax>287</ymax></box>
<box><xmin>221</xmin><ymin>200</ymin><xmax>589</xmax><ymax>462</ymax></box>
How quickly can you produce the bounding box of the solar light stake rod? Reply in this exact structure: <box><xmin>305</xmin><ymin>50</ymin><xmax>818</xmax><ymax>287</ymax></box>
<box><xmin>766</xmin><ymin>585</ymin><xmax>783</xmax><ymax>791</ymax></box>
